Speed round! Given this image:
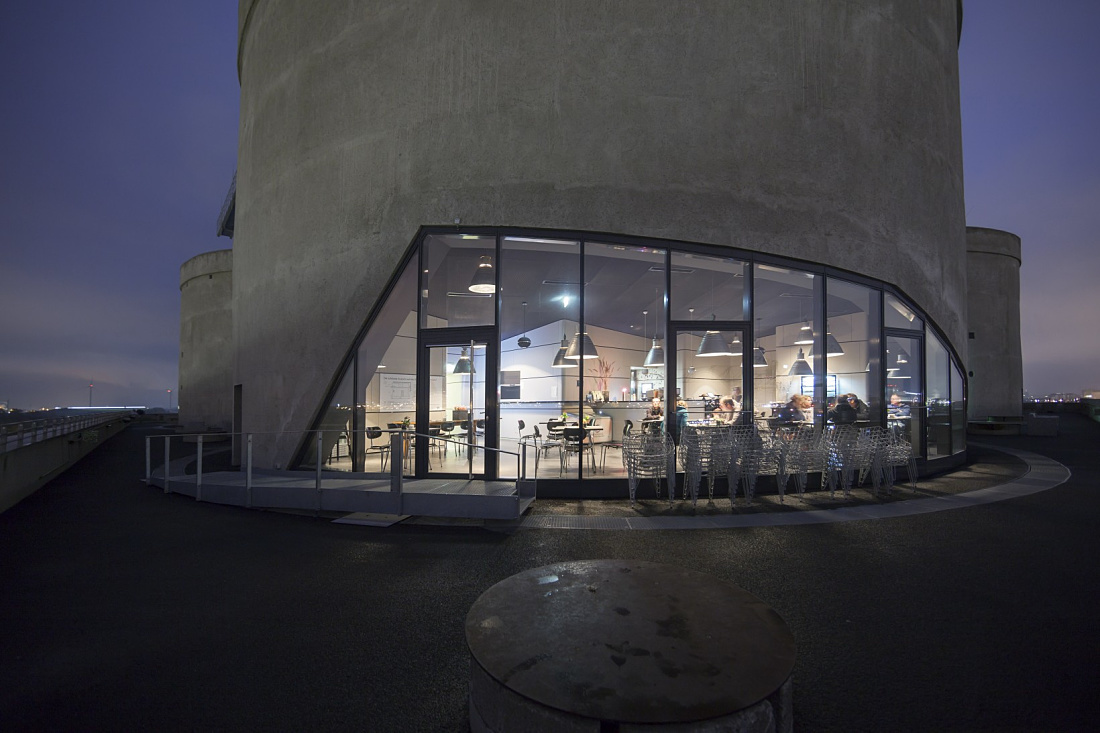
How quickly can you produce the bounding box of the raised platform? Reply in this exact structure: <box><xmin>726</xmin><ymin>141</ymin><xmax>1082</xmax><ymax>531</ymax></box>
<box><xmin>466</xmin><ymin>559</ymin><xmax>795</xmax><ymax>731</ymax></box>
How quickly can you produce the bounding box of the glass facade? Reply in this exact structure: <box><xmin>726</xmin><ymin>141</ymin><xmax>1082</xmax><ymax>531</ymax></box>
<box><xmin>301</xmin><ymin>228</ymin><xmax>967</xmax><ymax>483</ymax></box>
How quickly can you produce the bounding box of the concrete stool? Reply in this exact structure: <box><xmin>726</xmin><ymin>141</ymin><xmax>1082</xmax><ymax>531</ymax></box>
<box><xmin>466</xmin><ymin>559</ymin><xmax>795</xmax><ymax>732</ymax></box>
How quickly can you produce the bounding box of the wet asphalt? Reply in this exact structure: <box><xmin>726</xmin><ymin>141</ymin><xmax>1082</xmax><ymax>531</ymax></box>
<box><xmin>1</xmin><ymin>416</ymin><xmax>1098</xmax><ymax>732</ymax></box>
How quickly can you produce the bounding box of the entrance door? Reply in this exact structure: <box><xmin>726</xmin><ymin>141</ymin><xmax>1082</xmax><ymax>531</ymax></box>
<box><xmin>670</xmin><ymin>325</ymin><xmax>749</xmax><ymax>434</ymax></box>
<box><xmin>418</xmin><ymin>330</ymin><xmax>498</xmax><ymax>479</ymax></box>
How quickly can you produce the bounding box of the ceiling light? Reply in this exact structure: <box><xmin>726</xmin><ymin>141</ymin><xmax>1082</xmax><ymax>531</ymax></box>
<box><xmin>468</xmin><ymin>255</ymin><xmax>495</xmax><ymax>293</ymax></box>
<box><xmin>787</xmin><ymin>348</ymin><xmax>812</xmax><ymax>376</ymax></box>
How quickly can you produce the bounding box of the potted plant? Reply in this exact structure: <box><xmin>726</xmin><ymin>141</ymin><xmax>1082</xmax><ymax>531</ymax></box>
<box><xmin>588</xmin><ymin>357</ymin><xmax>616</xmax><ymax>401</ymax></box>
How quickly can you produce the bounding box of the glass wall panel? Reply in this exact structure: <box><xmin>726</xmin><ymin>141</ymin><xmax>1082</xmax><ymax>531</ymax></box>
<box><xmin>825</xmin><ymin>278</ymin><xmax>881</xmax><ymax>426</ymax></box>
<box><xmin>926</xmin><ymin>330</ymin><xmax>951</xmax><ymax>458</ymax></box>
<box><xmin>419</xmin><ymin>233</ymin><xmax>495</xmax><ymax>329</ymax></box>
<box><xmin>426</xmin><ymin>342</ymin><xmax>486</xmax><ymax>477</ymax></box>
<box><xmin>675</xmin><ymin>329</ymin><xmax>745</xmax><ymax>441</ymax></box>
<box><xmin>753</xmin><ymin>264</ymin><xmax>822</xmax><ymax>425</ymax></box>
<box><xmin>356</xmin><ymin>257</ymin><xmax>419</xmax><ymax>472</ymax></box>
<box><xmin>886</xmin><ymin>335</ymin><xmax>923</xmax><ymax>455</ymax></box>
<box><xmin>497</xmin><ymin>236</ymin><xmax>580</xmax><ymax>479</ymax></box>
<box><xmin>670</xmin><ymin>251</ymin><xmax>745</xmax><ymax>321</ymax></box>
<box><xmin>581</xmin><ymin>242</ymin><xmax>667</xmax><ymax>479</ymax></box>
<box><xmin>951</xmin><ymin>361</ymin><xmax>966</xmax><ymax>454</ymax></box>
<box><xmin>885</xmin><ymin>293</ymin><xmax>923</xmax><ymax>330</ymax></box>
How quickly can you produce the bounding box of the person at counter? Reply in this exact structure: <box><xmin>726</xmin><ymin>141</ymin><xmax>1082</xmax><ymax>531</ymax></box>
<box><xmin>888</xmin><ymin>393</ymin><xmax>911</xmax><ymax>417</ymax></box>
<box><xmin>776</xmin><ymin>394</ymin><xmax>811</xmax><ymax>423</ymax></box>
<box><xmin>827</xmin><ymin>394</ymin><xmax>858</xmax><ymax>424</ymax></box>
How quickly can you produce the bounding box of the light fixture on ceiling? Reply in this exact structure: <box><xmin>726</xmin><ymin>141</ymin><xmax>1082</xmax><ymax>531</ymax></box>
<box><xmin>791</xmin><ymin>295</ymin><xmax>814</xmax><ymax>345</ymax></box>
<box><xmin>896</xmin><ymin>348</ymin><xmax>910</xmax><ymax>365</ymax></box>
<box><xmin>453</xmin><ymin>347</ymin><xmax>474</xmax><ymax>374</ymax></box>
<box><xmin>468</xmin><ymin>255</ymin><xmax>495</xmax><ymax>293</ymax></box>
<box><xmin>551</xmin><ymin>332</ymin><xmax>575</xmax><ymax>368</ymax></box>
<box><xmin>808</xmin><ymin>332</ymin><xmax>845</xmax><ymax>358</ymax></box>
<box><xmin>787</xmin><ymin>347</ymin><xmax>813</xmax><ymax>376</ymax></box>
<box><xmin>517</xmin><ymin>301</ymin><xmax>531</xmax><ymax>348</ymax></box>
<box><xmin>644</xmin><ymin>290</ymin><xmax>665</xmax><ymax>367</ymax></box>
<box><xmin>565</xmin><ymin>331</ymin><xmax>599</xmax><ymax>360</ymax></box>
<box><xmin>753</xmin><ymin>346</ymin><xmax>769</xmax><ymax>368</ymax></box>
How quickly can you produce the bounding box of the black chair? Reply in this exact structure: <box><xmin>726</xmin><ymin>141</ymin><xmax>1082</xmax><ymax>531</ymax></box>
<box><xmin>518</xmin><ymin>420</ymin><xmax>540</xmax><ymax>474</ymax></box>
<box><xmin>365</xmin><ymin>425</ymin><xmax>389</xmax><ymax>471</ymax></box>
<box><xmin>600</xmin><ymin>419</ymin><xmax>631</xmax><ymax>471</ymax></box>
<box><xmin>437</xmin><ymin>421</ymin><xmax>455</xmax><ymax>455</ymax></box>
<box><xmin>560</xmin><ymin>426</ymin><xmax>595</xmax><ymax>475</ymax></box>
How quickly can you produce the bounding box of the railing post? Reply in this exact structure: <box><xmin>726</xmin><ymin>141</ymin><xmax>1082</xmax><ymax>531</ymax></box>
<box><xmin>390</xmin><ymin>431</ymin><xmax>403</xmax><ymax>510</ymax></box>
<box><xmin>245</xmin><ymin>434</ymin><xmax>253</xmax><ymax>508</ymax></box>
<box><xmin>196</xmin><ymin>434</ymin><xmax>203</xmax><ymax>502</ymax></box>
<box><xmin>145</xmin><ymin>435</ymin><xmax>151</xmax><ymax>483</ymax></box>
<box><xmin>163</xmin><ymin>435</ymin><xmax>171</xmax><ymax>494</ymax></box>
<box><xmin>315</xmin><ymin>431</ymin><xmax>323</xmax><ymax>516</ymax></box>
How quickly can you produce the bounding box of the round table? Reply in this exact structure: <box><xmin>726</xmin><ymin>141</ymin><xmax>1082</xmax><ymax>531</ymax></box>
<box><xmin>466</xmin><ymin>559</ymin><xmax>796</xmax><ymax>731</ymax></box>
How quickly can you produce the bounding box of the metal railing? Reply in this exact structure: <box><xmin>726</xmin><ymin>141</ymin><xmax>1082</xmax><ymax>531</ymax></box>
<box><xmin>145</xmin><ymin>428</ymin><xmax>524</xmax><ymax>509</ymax></box>
<box><xmin>1</xmin><ymin>411</ymin><xmax>128</xmax><ymax>454</ymax></box>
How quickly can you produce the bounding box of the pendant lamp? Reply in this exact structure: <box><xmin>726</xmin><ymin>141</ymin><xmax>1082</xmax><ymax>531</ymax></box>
<box><xmin>808</xmin><ymin>332</ymin><xmax>845</xmax><ymax>358</ymax></box>
<box><xmin>453</xmin><ymin>347</ymin><xmax>474</xmax><ymax>374</ymax></box>
<box><xmin>468</xmin><ymin>255</ymin><xmax>495</xmax><ymax>293</ymax></box>
<box><xmin>551</xmin><ymin>333</ymin><xmax>574</xmax><ymax>368</ymax></box>
<box><xmin>644</xmin><ymin>338</ymin><xmax>665</xmax><ymax>367</ymax></box>
<box><xmin>787</xmin><ymin>347</ymin><xmax>812</xmax><ymax>376</ymax></box>
<box><xmin>565</xmin><ymin>332</ymin><xmax>599</xmax><ymax>360</ymax></box>
<box><xmin>753</xmin><ymin>346</ymin><xmax>769</xmax><ymax>368</ymax></box>
<box><xmin>517</xmin><ymin>301</ymin><xmax>531</xmax><ymax>348</ymax></box>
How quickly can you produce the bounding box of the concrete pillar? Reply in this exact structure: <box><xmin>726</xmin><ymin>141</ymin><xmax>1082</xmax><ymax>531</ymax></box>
<box><xmin>179</xmin><ymin>250</ymin><xmax>234</xmax><ymax>431</ymax></box>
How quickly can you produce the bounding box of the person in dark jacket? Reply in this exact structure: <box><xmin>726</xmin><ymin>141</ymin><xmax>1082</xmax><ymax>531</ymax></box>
<box><xmin>828</xmin><ymin>394</ymin><xmax>858</xmax><ymax>424</ymax></box>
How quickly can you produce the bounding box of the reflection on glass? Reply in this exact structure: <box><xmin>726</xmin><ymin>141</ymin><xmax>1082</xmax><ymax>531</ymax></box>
<box><xmin>885</xmin><ymin>293</ymin><xmax>923</xmax><ymax>330</ymax></box>
<box><xmin>427</xmin><ymin>343</ymin><xmax>485</xmax><ymax>478</ymax></box>
<box><xmin>886</xmin><ymin>335</ymin><xmax>923</xmax><ymax>456</ymax></box>
<box><xmin>950</xmin><ymin>361</ymin><xmax>966</xmax><ymax>455</ymax></box>
<box><xmin>926</xmin><ymin>330</ymin><xmax>951</xmax><ymax>458</ymax></box>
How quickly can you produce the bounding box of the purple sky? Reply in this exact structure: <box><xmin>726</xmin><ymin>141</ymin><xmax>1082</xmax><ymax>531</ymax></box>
<box><xmin>1</xmin><ymin>2</ymin><xmax>1096</xmax><ymax>410</ymax></box>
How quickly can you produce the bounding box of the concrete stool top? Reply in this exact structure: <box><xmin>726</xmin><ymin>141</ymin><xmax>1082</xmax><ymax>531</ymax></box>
<box><xmin>466</xmin><ymin>559</ymin><xmax>796</xmax><ymax>725</ymax></box>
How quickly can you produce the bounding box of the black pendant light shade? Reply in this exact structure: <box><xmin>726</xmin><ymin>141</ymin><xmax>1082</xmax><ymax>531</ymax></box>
<box><xmin>565</xmin><ymin>332</ymin><xmax>598</xmax><ymax>360</ymax></box>
<box><xmin>468</xmin><ymin>255</ymin><xmax>495</xmax><ymax>293</ymax></box>
<box><xmin>787</xmin><ymin>347</ymin><xmax>812</xmax><ymax>376</ymax></box>
<box><xmin>453</xmin><ymin>347</ymin><xmax>474</xmax><ymax>374</ymax></box>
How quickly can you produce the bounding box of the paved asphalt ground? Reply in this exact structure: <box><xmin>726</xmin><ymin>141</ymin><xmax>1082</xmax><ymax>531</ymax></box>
<box><xmin>1</xmin><ymin>416</ymin><xmax>1098</xmax><ymax>732</ymax></box>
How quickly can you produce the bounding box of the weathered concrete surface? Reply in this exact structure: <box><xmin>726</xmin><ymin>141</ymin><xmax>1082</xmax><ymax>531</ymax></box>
<box><xmin>233</xmin><ymin>1</ymin><xmax>967</xmax><ymax>467</ymax></box>
<box><xmin>966</xmin><ymin>227</ymin><xmax>1022</xmax><ymax>418</ymax></box>
<box><xmin>179</xmin><ymin>249</ymin><xmax>233</xmax><ymax>431</ymax></box>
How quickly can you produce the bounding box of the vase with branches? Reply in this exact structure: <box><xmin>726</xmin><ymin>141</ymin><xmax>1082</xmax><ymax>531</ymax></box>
<box><xmin>588</xmin><ymin>357</ymin><xmax>616</xmax><ymax>396</ymax></box>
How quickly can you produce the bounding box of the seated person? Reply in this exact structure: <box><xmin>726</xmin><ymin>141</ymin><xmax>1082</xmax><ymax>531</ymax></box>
<box><xmin>827</xmin><ymin>394</ymin><xmax>858</xmax><ymax>424</ymax></box>
<box><xmin>776</xmin><ymin>394</ymin><xmax>811</xmax><ymax>423</ymax></box>
<box><xmin>847</xmin><ymin>393</ymin><xmax>870</xmax><ymax>421</ymax></box>
<box><xmin>887</xmin><ymin>393</ymin><xmax>911</xmax><ymax>417</ymax></box>
<box><xmin>671</xmin><ymin>399</ymin><xmax>689</xmax><ymax>444</ymax></box>
<box><xmin>714</xmin><ymin>395</ymin><xmax>741</xmax><ymax>424</ymax></box>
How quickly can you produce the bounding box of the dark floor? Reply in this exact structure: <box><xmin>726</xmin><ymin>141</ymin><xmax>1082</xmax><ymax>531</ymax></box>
<box><xmin>1</xmin><ymin>417</ymin><xmax>1098</xmax><ymax>732</ymax></box>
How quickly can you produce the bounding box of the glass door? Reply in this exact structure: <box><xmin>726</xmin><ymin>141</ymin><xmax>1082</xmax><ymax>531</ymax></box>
<box><xmin>671</xmin><ymin>325</ymin><xmax>748</xmax><ymax>442</ymax></box>
<box><xmin>419</xmin><ymin>330</ymin><xmax>497</xmax><ymax>479</ymax></box>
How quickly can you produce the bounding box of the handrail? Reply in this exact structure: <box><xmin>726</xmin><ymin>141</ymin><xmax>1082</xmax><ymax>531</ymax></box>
<box><xmin>1</xmin><ymin>411</ymin><xmax>128</xmax><ymax>454</ymax></box>
<box><xmin>145</xmin><ymin>427</ymin><xmax>528</xmax><ymax>514</ymax></box>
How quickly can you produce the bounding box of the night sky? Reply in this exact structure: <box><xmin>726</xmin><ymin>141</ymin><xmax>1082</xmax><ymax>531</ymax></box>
<box><xmin>1</xmin><ymin>1</ymin><xmax>1096</xmax><ymax>410</ymax></box>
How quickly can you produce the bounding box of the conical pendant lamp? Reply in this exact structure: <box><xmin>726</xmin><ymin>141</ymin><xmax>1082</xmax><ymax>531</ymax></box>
<box><xmin>808</xmin><ymin>332</ymin><xmax>845</xmax><ymax>358</ymax></box>
<box><xmin>787</xmin><ymin>347</ymin><xmax>812</xmax><ymax>376</ymax></box>
<box><xmin>565</xmin><ymin>332</ymin><xmax>599</xmax><ymax>360</ymax></box>
<box><xmin>551</xmin><ymin>333</ymin><xmax>575</xmax><ymax>368</ymax></box>
<box><xmin>453</xmin><ymin>347</ymin><xmax>474</xmax><ymax>374</ymax></box>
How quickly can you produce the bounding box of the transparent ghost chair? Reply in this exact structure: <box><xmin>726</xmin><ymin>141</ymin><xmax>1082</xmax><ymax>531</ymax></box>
<box><xmin>623</xmin><ymin>431</ymin><xmax>678</xmax><ymax>507</ymax></box>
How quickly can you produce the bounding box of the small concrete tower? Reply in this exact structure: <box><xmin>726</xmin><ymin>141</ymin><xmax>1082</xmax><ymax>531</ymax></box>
<box><xmin>179</xmin><ymin>249</ymin><xmax>234</xmax><ymax>431</ymax></box>
<box><xmin>966</xmin><ymin>227</ymin><xmax>1023</xmax><ymax>418</ymax></box>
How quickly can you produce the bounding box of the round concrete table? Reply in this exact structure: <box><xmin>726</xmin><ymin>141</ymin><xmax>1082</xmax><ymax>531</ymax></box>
<box><xmin>466</xmin><ymin>559</ymin><xmax>795</xmax><ymax>732</ymax></box>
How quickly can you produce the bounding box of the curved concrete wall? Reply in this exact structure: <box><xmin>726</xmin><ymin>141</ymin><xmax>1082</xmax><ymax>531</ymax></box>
<box><xmin>234</xmin><ymin>0</ymin><xmax>967</xmax><ymax>466</ymax></box>
<box><xmin>179</xmin><ymin>250</ymin><xmax>234</xmax><ymax>431</ymax></box>
<box><xmin>966</xmin><ymin>227</ymin><xmax>1022</xmax><ymax>418</ymax></box>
